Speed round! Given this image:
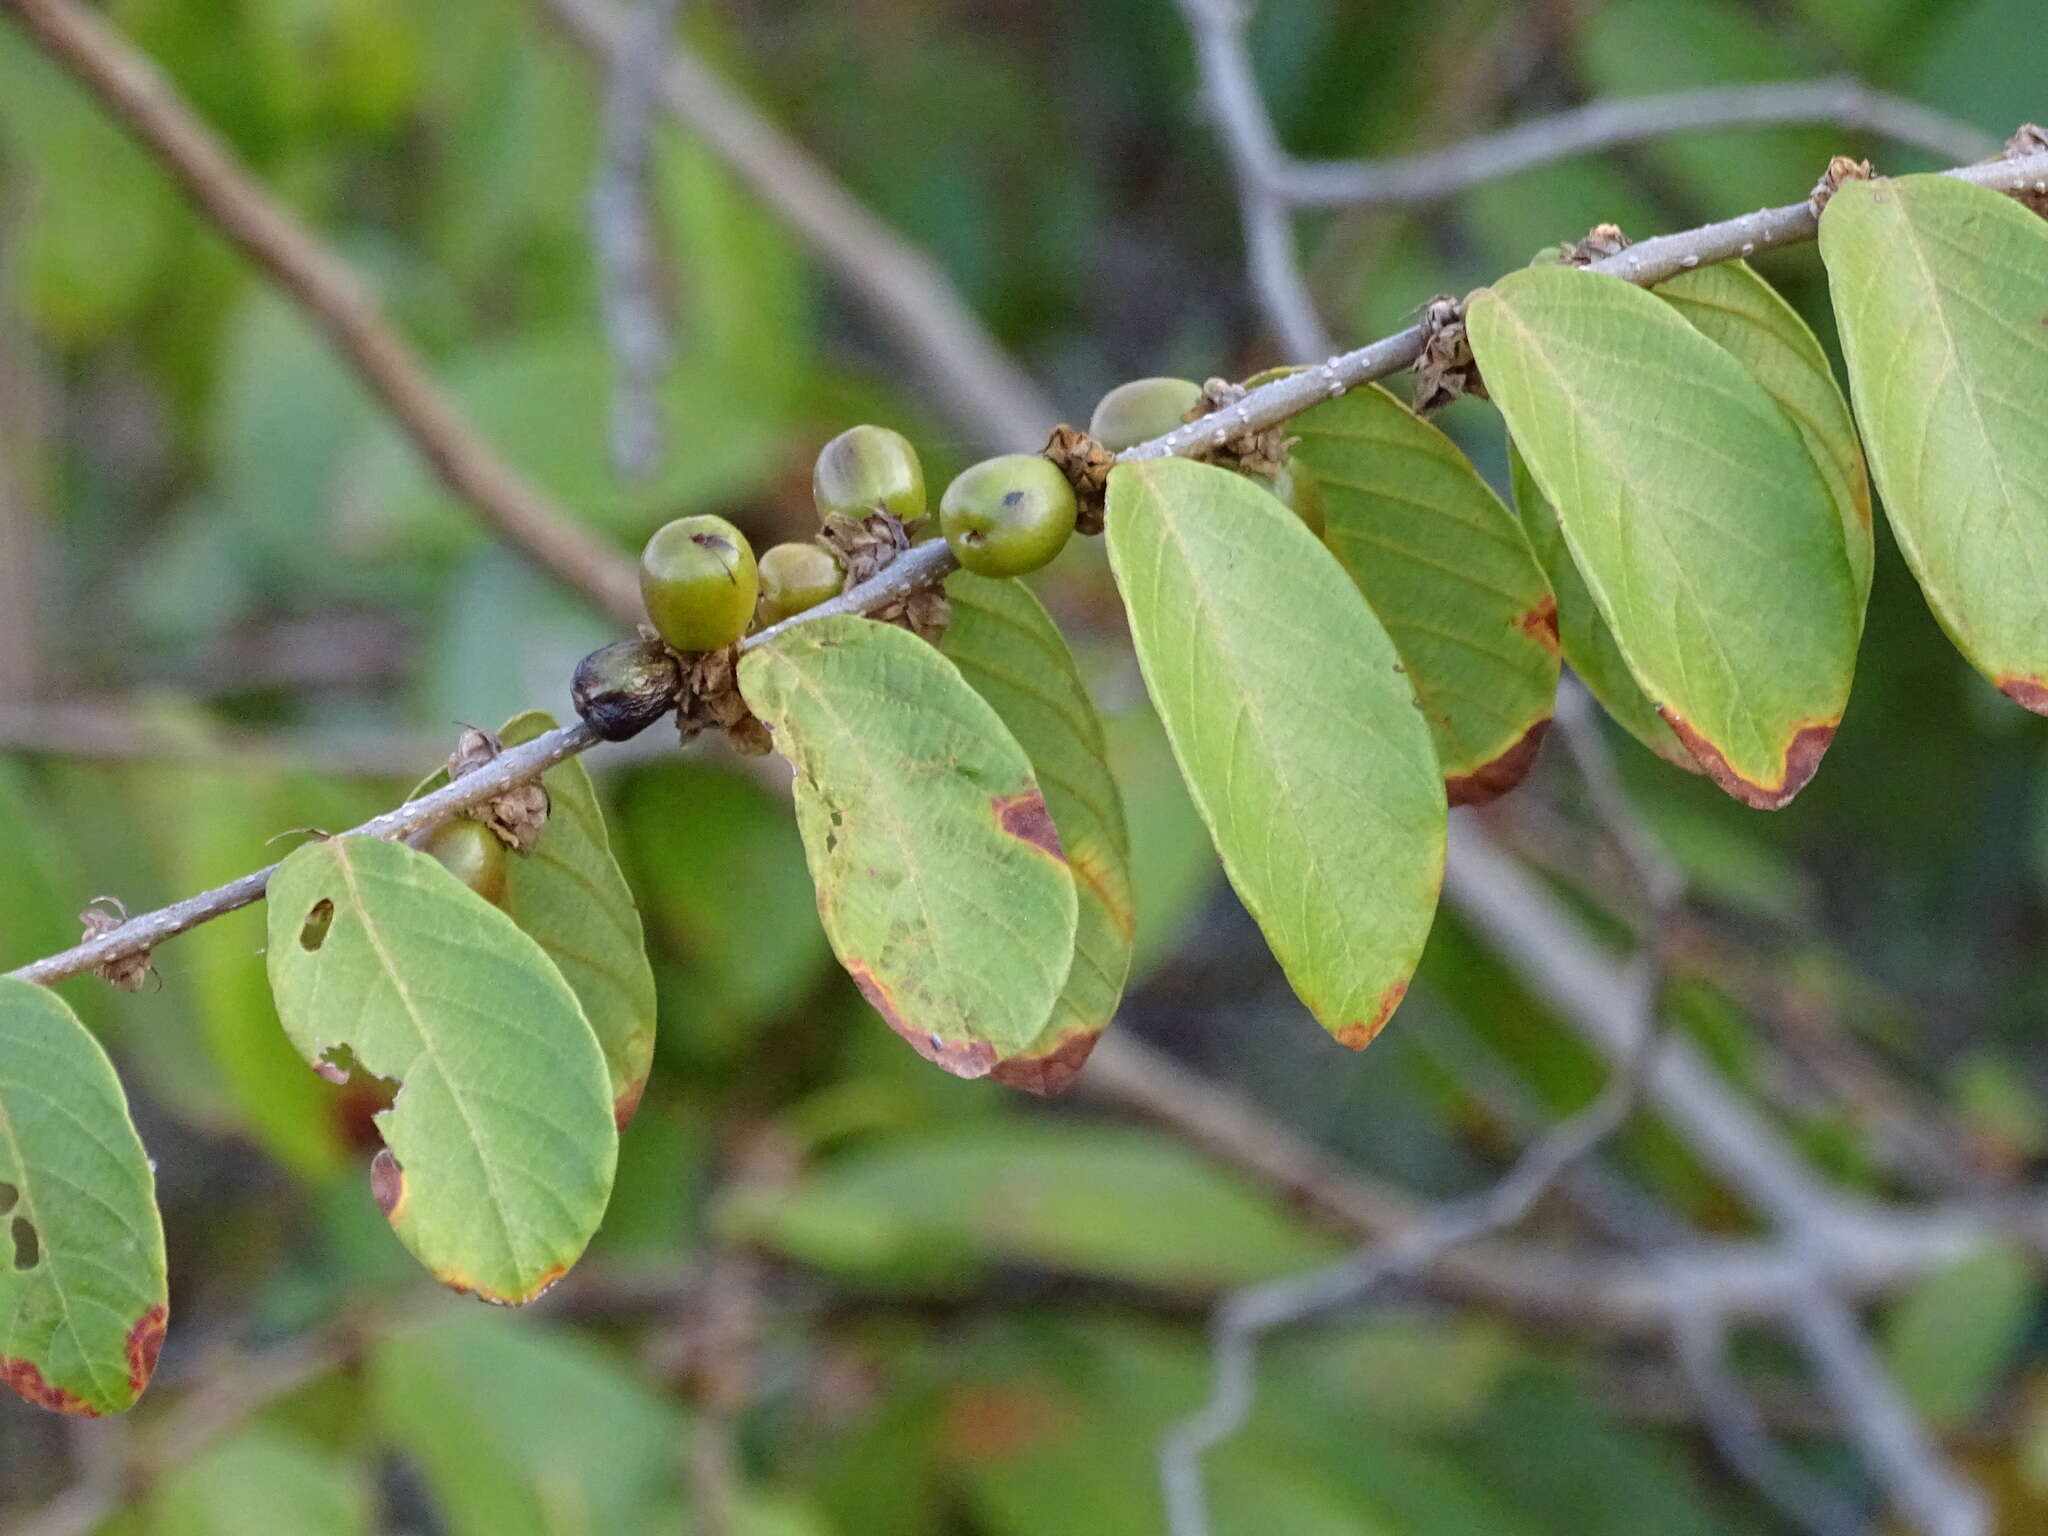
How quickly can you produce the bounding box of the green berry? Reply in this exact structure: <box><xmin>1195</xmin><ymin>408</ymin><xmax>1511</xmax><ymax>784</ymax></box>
<box><xmin>939</xmin><ymin>455</ymin><xmax>1077</xmax><ymax>578</ymax></box>
<box><xmin>813</xmin><ymin>424</ymin><xmax>926</xmax><ymax>523</ymax></box>
<box><xmin>572</xmin><ymin>637</ymin><xmax>681</xmax><ymax>741</ymax></box>
<box><xmin>639</xmin><ymin>514</ymin><xmax>759</xmax><ymax>653</ymax></box>
<box><xmin>756</xmin><ymin>541</ymin><xmax>846</xmax><ymax>626</ymax></box>
<box><xmin>1251</xmin><ymin>461</ymin><xmax>1324</xmax><ymax>539</ymax></box>
<box><xmin>419</xmin><ymin>818</ymin><xmax>508</xmax><ymax>907</ymax></box>
<box><xmin>1088</xmin><ymin>376</ymin><xmax>1204</xmax><ymax>451</ymax></box>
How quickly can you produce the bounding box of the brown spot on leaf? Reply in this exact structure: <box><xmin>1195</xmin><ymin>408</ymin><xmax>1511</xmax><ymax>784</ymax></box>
<box><xmin>993</xmin><ymin>790</ymin><xmax>1066</xmax><ymax>864</ymax></box>
<box><xmin>1518</xmin><ymin>593</ymin><xmax>1560</xmax><ymax>654</ymax></box>
<box><xmin>990</xmin><ymin>1028</ymin><xmax>1102</xmax><ymax>1097</ymax></box>
<box><xmin>1</xmin><ymin>1354</ymin><xmax>99</xmax><ymax>1416</ymax></box>
<box><xmin>1658</xmin><ymin>708</ymin><xmax>1836</xmax><ymax>810</ymax></box>
<box><xmin>124</xmin><ymin>1304</ymin><xmax>167</xmax><ymax>1397</ymax></box>
<box><xmin>10</xmin><ymin>1216</ymin><xmax>38</xmax><ymax>1269</ymax></box>
<box><xmin>370</xmin><ymin>1148</ymin><xmax>406</xmax><ymax>1223</ymax></box>
<box><xmin>1333</xmin><ymin>980</ymin><xmax>1408</xmax><ymax>1051</ymax></box>
<box><xmin>849</xmin><ymin>964</ymin><xmax>997</xmax><ymax>1079</ymax></box>
<box><xmin>1446</xmin><ymin>717</ymin><xmax>1551</xmax><ymax>808</ymax></box>
<box><xmin>1995</xmin><ymin>674</ymin><xmax>2048</xmax><ymax>715</ymax></box>
<box><xmin>613</xmin><ymin>1074</ymin><xmax>648</xmax><ymax>1131</ymax></box>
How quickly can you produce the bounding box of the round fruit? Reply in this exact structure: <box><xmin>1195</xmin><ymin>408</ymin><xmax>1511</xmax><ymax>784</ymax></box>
<box><xmin>419</xmin><ymin>818</ymin><xmax>508</xmax><ymax>907</ymax></box>
<box><xmin>1252</xmin><ymin>461</ymin><xmax>1324</xmax><ymax>538</ymax></box>
<box><xmin>1087</xmin><ymin>376</ymin><xmax>1204</xmax><ymax>452</ymax></box>
<box><xmin>756</xmin><ymin>541</ymin><xmax>846</xmax><ymax>626</ymax></box>
<box><xmin>639</xmin><ymin>514</ymin><xmax>759</xmax><ymax>652</ymax></box>
<box><xmin>939</xmin><ymin>455</ymin><xmax>1077</xmax><ymax>578</ymax></box>
<box><xmin>813</xmin><ymin>424</ymin><xmax>926</xmax><ymax>523</ymax></box>
<box><xmin>572</xmin><ymin>638</ymin><xmax>681</xmax><ymax>741</ymax></box>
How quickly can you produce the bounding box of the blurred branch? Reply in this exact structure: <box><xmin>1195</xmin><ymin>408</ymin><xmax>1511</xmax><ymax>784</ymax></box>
<box><xmin>1668</xmin><ymin>1305</ymin><xmax>1868</xmax><ymax>1536</ymax></box>
<box><xmin>1279</xmin><ymin>79</ymin><xmax>1999</xmax><ymax>208</ymax></box>
<box><xmin>1168</xmin><ymin>0</ymin><xmax>1995</xmax><ymax>355</ymax></box>
<box><xmin>534</xmin><ymin>0</ymin><xmax>1056</xmax><ymax>451</ymax></box>
<box><xmin>591</xmin><ymin>0</ymin><xmax>684</xmax><ymax>481</ymax></box>
<box><xmin>0</xmin><ymin>0</ymin><xmax>644</xmax><ymax>626</ymax></box>
<box><xmin>1171</xmin><ymin>0</ymin><xmax>1331</xmax><ymax>358</ymax></box>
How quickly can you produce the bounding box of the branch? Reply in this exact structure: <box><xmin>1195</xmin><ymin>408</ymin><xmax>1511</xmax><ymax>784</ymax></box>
<box><xmin>1278</xmin><ymin>80</ymin><xmax>2001</xmax><ymax>208</ymax></box>
<box><xmin>533</xmin><ymin>0</ymin><xmax>1057</xmax><ymax>450</ymax></box>
<box><xmin>0</xmin><ymin>0</ymin><xmax>644</xmax><ymax>627</ymax></box>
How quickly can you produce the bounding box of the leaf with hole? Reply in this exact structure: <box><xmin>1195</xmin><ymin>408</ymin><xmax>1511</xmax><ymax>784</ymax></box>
<box><xmin>1507</xmin><ymin>441</ymin><xmax>1700</xmax><ymax>772</ymax></box>
<box><xmin>1469</xmin><ymin>265</ymin><xmax>1860</xmax><ymax>807</ymax></box>
<box><xmin>411</xmin><ymin>712</ymin><xmax>657</xmax><ymax>1127</ymax></box>
<box><xmin>738</xmin><ymin>615</ymin><xmax>1079</xmax><ymax>1079</ymax></box>
<box><xmin>1105</xmin><ymin>459</ymin><xmax>1445</xmax><ymax>1046</ymax></box>
<box><xmin>1654</xmin><ymin>258</ymin><xmax>1872</xmax><ymax>606</ymax></box>
<box><xmin>1821</xmin><ymin>173</ymin><xmax>2048</xmax><ymax>712</ymax></box>
<box><xmin>942</xmin><ymin>572</ymin><xmax>1134</xmax><ymax>1093</ymax></box>
<box><xmin>1290</xmin><ymin>383</ymin><xmax>1559</xmax><ymax>805</ymax></box>
<box><xmin>0</xmin><ymin>977</ymin><xmax>167</xmax><ymax>1416</ymax></box>
<box><xmin>264</xmin><ymin>836</ymin><xmax>617</xmax><ymax>1302</ymax></box>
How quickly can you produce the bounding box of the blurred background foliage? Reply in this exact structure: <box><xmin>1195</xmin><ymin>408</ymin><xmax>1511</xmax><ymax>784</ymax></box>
<box><xmin>1</xmin><ymin>0</ymin><xmax>2045</xmax><ymax>1529</ymax></box>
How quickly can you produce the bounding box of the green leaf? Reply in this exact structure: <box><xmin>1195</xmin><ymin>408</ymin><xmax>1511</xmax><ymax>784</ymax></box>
<box><xmin>731</xmin><ymin>1124</ymin><xmax>1335</xmax><ymax>1291</ymax></box>
<box><xmin>0</xmin><ymin>978</ymin><xmax>167</xmax><ymax>1416</ymax></box>
<box><xmin>941</xmin><ymin>572</ymin><xmax>1134</xmax><ymax>1093</ymax></box>
<box><xmin>1653</xmin><ymin>259</ymin><xmax>1873</xmax><ymax>605</ymax></box>
<box><xmin>148</xmin><ymin>1430</ymin><xmax>371</xmax><ymax>1536</ymax></box>
<box><xmin>1820</xmin><ymin>174</ymin><xmax>2048</xmax><ymax>713</ymax></box>
<box><xmin>1291</xmin><ymin>384</ymin><xmax>1559</xmax><ymax>804</ymax></box>
<box><xmin>410</xmin><ymin>713</ymin><xmax>657</xmax><ymax>1125</ymax></box>
<box><xmin>1881</xmin><ymin>1241</ymin><xmax>2039</xmax><ymax>1427</ymax></box>
<box><xmin>370</xmin><ymin>1312</ymin><xmax>683</xmax><ymax>1536</ymax></box>
<box><xmin>264</xmin><ymin>836</ymin><xmax>617</xmax><ymax>1302</ymax></box>
<box><xmin>1104</xmin><ymin>459</ymin><xmax>1444</xmax><ymax>1046</ymax></box>
<box><xmin>1507</xmin><ymin>441</ymin><xmax>1700</xmax><ymax>772</ymax></box>
<box><xmin>1469</xmin><ymin>265</ymin><xmax>1861</xmax><ymax>807</ymax></box>
<box><xmin>738</xmin><ymin>616</ymin><xmax>1079</xmax><ymax>1079</ymax></box>
<box><xmin>498</xmin><ymin>712</ymin><xmax>658</xmax><ymax>1127</ymax></box>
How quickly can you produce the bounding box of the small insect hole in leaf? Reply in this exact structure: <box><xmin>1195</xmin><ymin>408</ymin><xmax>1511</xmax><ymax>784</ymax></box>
<box><xmin>0</xmin><ymin>1182</ymin><xmax>16</xmax><ymax>1217</ymax></box>
<box><xmin>299</xmin><ymin>899</ymin><xmax>335</xmax><ymax>951</ymax></box>
<box><xmin>10</xmin><ymin>1216</ymin><xmax>39</xmax><ymax>1271</ymax></box>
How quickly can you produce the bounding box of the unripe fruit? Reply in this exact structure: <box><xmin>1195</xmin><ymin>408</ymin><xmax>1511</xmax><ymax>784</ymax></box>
<box><xmin>939</xmin><ymin>455</ymin><xmax>1078</xmax><ymax>578</ymax></box>
<box><xmin>572</xmin><ymin>637</ymin><xmax>681</xmax><ymax>741</ymax></box>
<box><xmin>756</xmin><ymin>541</ymin><xmax>846</xmax><ymax>626</ymax></box>
<box><xmin>419</xmin><ymin>818</ymin><xmax>508</xmax><ymax>907</ymax></box>
<box><xmin>1088</xmin><ymin>376</ymin><xmax>1204</xmax><ymax>451</ymax></box>
<box><xmin>639</xmin><ymin>515</ymin><xmax>759</xmax><ymax>653</ymax></box>
<box><xmin>813</xmin><ymin>425</ymin><xmax>926</xmax><ymax>523</ymax></box>
<box><xmin>1251</xmin><ymin>461</ymin><xmax>1325</xmax><ymax>538</ymax></box>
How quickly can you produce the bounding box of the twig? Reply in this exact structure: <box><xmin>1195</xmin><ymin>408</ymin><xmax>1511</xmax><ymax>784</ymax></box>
<box><xmin>533</xmin><ymin>0</ymin><xmax>1055</xmax><ymax>450</ymax></box>
<box><xmin>0</xmin><ymin>0</ymin><xmax>644</xmax><ymax>627</ymax></box>
<box><xmin>590</xmin><ymin>0</ymin><xmax>685</xmax><ymax>481</ymax></box>
<box><xmin>1278</xmin><ymin>79</ymin><xmax>2000</xmax><ymax>208</ymax></box>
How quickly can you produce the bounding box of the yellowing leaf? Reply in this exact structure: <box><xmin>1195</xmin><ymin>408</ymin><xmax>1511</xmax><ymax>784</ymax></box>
<box><xmin>1822</xmin><ymin>174</ymin><xmax>2048</xmax><ymax>712</ymax></box>
<box><xmin>1469</xmin><ymin>265</ymin><xmax>1860</xmax><ymax>807</ymax></box>
<box><xmin>739</xmin><ymin>616</ymin><xmax>1079</xmax><ymax>1079</ymax></box>
<box><xmin>943</xmin><ymin>572</ymin><xmax>1134</xmax><ymax>1094</ymax></box>
<box><xmin>0</xmin><ymin>977</ymin><xmax>167</xmax><ymax>1416</ymax></box>
<box><xmin>265</xmin><ymin>837</ymin><xmax>617</xmax><ymax>1303</ymax></box>
<box><xmin>1105</xmin><ymin>459</ymin><xmax>1444</xmax><ymax>1046</ymax></box>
